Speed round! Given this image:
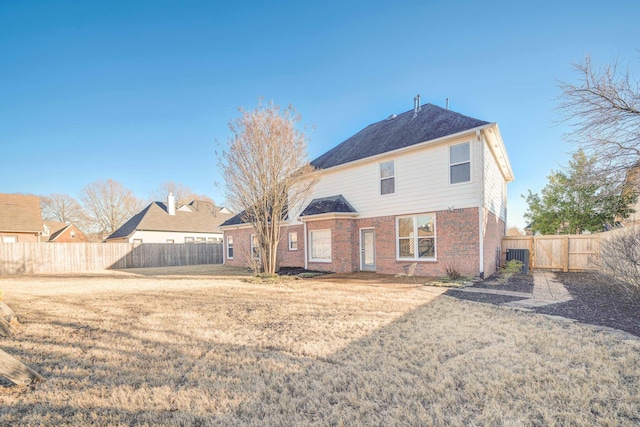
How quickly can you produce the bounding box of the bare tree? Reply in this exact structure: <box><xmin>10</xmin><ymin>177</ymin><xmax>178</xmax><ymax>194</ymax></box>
<box><xmin>599</xmin><ymin>226</ymin><xmax>640</xmax><ymax>295</ymax></box>
<box><xmin>80</xmin><ymin>179</ymin><xmax>142</xmax><ymax>236</ymax></box>
<box><xmin>40</xmin><ymin>193</ymin><xmax>84</xmax><ymax>224</ymax></box>
<box><xmin>558</xmin><ymin>55</ymin><xmax>640</xmax><ymax>182</ymax></box>
<box><xmin>219</xmin><ymin>100</ymin><xmax>318</xmax><ymax>275</ymax></box>
<box><xmin>150</xmin><ymin>181</ymin><xmax>214</xmax><ymax>206</ymax></box>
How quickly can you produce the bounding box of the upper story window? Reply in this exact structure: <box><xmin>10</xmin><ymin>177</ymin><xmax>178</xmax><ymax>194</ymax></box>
<box><xmin>380</xmin><ymin>160</ymin><xmax>395</xmax><ymax>195</ymax></box>
<box><xmin>166</xmin><ymin>239</ymin><xmax>175</xmax><ymax>244</ymax></box>
<box><xmin>450</xmin><ymin>142</ymin><xmax>471</xmax><ymax>184</ymax></box>
<box><xmin>185</xmin><ymin>237</ymin><xmax>194</xmax><ymax>243</ymax></box>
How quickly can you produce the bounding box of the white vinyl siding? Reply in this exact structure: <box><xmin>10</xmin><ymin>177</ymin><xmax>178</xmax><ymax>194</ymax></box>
<box><xmin>290</xmin><ymin>135</ymin><xmax>482</xmax><ymax>221</ymax></box>
<box><xmin>126</xmin><ymin>230</ymin><xmax>224</xmax><ymax>244</ymax></box>
<box><xmin>309</xmin><ymin>229</ymin><xmax>331</xmax><ymax>262</ymax></box>
<box><xmin>483</xmin><ymin>140</ymin><xmax>508</xmax><ymax>220</ymax></box>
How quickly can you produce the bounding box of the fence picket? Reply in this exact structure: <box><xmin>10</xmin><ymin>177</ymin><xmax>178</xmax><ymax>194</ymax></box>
<box><xmin>0</xmin><ymin>243</ymin><xmax>223</xmax><ymax>276</ymax></box>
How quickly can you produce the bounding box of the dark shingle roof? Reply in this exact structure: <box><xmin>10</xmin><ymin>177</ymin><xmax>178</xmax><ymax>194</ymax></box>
<box><xmin>0</xmin><ymin>193</ymin><xmax>43</xmax><ymax>233</ymax></box>
<box><xmin>220</xmin><ymin>211</ymin><xmax>247</xmax><ymax>227</ymax></box>
<box><xmin>106</xmin><ymin>201</ymin><xmax>233</xmax><ymax>240</ymax></box>
<box><xmin>300</xmin><ymin>195</ymin><xmax>357</xmax><ymax>217</ymax></box>
<box><xmin>310</xmin><ymin>103</ymin><xmax>490</xmax><ymax>170</ymax></box>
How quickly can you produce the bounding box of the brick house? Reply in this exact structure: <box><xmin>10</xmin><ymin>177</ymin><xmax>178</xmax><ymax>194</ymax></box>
<box><xmin>0</xmin><ymin>193</ymin><xmax>44</xmax><ymax>243</ymax></box>
<box><xmin>105</xmin><ymin>194</ymin><xmax>233</xmax><ymax>244</ymax></box>
<box><xmin>43</xmin><ymin>221</ymin><xmax>88</xmax><ymax>243</ymax></box>
<box><xmin>221</xmin><ymin>100</ymin><xmax>514</xmax><ymax>278</ymax></box>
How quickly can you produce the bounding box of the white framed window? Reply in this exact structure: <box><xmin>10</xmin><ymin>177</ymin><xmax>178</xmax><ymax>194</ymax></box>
<box><xmin>166</xmin><ymin>239</ymin><xmax>175</xmax><ymax>244</ymax></box>
<box><xmin>1</xmin><ymin>236</ymin><xmax>17</xmax><ymax>243</ymax></box>
<box><xmin>133</xmin><ymin>239</ymin><xmax>143</xmax><ymax>244</ymax></box>
<box><xmin>380</xmin><ymin>160</ymin><xmax>395</xmax><ymax>195</ymax></box>
<box><xmin>251</xmin><ymin>234</ymin><xmax>260</xmax><ymax>259</ymax></box>
<box><xmin>396</xmin><ymin>214</ymin><xmax>436</xmax><ymax>260</ymax></box>
<box><xmin>450</xmin><ymin>142</ymin><xmax>471</xmax><ymax>184</ymax></box>
<box><xmin>70</xmin><ymin>231</ymin><xmax>76</xmax><ymax>238</ymax></box>
<box><xmin>309</xmin><ymin>229</ymin><xmax>331</xmax><ymax>262</ymax></box>
<box><xmin>195</xmin><ymin>237</ymin><xmax>206</xmax><ymax>244</ymax></box>
<box><xmin>288</xmin><ymin>232</ymin><xmax>298</xmax><ymax>251</ymax></box>
<box><xmin>227</xmin><ymin>236</ymin><xmax>234</xmax><ymax>259</ymax></box>
<box><xmin>185</xmin><ymin>237</ymin><xmax>194</xmax><ymax>243</ymax></box>
<box><xmin>206</xmin><ymin>238</ymin><xmax>216</xmax><ymax>244</ymax></box>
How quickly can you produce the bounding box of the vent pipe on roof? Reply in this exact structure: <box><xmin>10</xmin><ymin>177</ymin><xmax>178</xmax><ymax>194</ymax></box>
<box><xmin>446</xmin><ymin>98</ymin><xmax>450</xmax><ymax>110</ymax></box>
<box><xmin>417</xmin><ymin>94</ymin><xmax>421</xmax><ymax>111</ymax></box>
<box><xmin>413</xmin><ymin>95</ymin><xmax>418</xmax><ymax>117</ymax></box>
<box><xmin>168</xmin><ymin>192</ymin><xmax>176</xmax><ymax>216</ymax></box>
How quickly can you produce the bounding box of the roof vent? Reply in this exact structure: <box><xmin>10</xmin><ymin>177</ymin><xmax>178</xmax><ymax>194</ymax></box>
<box><xmin>387</xmin><ymin>114</ymin><xmax>397</xmax><ymax>120</ymax></box>
<box><xmin>413</xmin><ymin>94</ymin><xmax>421</xmax><ymax>117</ymax></box>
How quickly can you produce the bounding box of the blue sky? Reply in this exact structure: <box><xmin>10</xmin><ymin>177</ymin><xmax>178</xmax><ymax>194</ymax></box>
<box><xmin>1</xmin><ymin>0</ymin><xmax>639</xmax><ymax>228</ymax></box>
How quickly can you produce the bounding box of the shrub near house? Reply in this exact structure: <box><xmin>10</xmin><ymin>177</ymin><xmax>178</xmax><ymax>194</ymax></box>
<box><xmin>222</xmin><ymin>99</ymin><xmax>514</xmax><ymax>278</ymax></box>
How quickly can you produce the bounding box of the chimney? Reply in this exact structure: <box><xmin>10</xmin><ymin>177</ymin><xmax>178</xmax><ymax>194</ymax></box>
<box><xmin>168</xmin><ymin>192</ymin><xmax>176</xmax><ymax>216</ymax></box>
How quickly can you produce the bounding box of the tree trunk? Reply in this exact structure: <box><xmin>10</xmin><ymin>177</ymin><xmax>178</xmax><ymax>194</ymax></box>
<box><xmin>0</xmin><ymin>349</ymin><xmax>45</xmax><ymax>385</ymax></box>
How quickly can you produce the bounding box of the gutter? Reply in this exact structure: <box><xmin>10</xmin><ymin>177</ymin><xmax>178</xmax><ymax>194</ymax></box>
<box><xmin>478</xmin><ymin>130</ymin><xmax>485</xmax><ymax>279</ymax></box>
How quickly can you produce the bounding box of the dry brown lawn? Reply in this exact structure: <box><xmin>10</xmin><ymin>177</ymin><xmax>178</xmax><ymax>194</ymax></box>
<box><xmin>1</xmin><ymin>266</ymin><xmax>639</xmax><ymax>426</ymax></box>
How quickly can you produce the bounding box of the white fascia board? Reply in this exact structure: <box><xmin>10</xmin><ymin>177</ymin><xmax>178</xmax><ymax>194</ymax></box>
<box><xmin>482</xmin><ymin>124</ymin><xmax>514</xmax><ymax>182</ymax></box>
<box><xmin>299</xmin><ymin>213</ymin><xmax>359</xmax><ymax>222</ymax></box>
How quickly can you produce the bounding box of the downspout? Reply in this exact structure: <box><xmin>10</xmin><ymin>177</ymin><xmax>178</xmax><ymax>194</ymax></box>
<box><xmin>477</xmin><ymin>130</ymin><xmax>485</xmax><ymax>279</ymax></box>
<box><xmin>303</xmin><ymin>220</ymin><xmax>308</xmax><ymax>270</ymax></box>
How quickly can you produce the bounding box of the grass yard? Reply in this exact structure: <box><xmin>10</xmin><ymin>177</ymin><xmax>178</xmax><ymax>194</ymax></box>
<box><xmin>1</xmin><ymin>267</ymin><xmax>639</xmax><ymax>426</ymax></box>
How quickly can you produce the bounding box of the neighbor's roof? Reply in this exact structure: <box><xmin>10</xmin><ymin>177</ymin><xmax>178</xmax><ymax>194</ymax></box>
<box><xmin>106</xmin><ymin>200</ymin><xmax>233</xmax><ymax>240</ymax></box>
<box><xmin>310</xmin><ymin>103</ymin><xmax>490</xmax><ymax>170</ymax></box>
<box><xmin>44</xmin><ymin>221</ymin><xmax>71</xmax><ymax>241</ymax></box>
<box><xmin>0</xmin><ymin>193</ymin><xmax>43</xmax><ymax>233</ymax></box>
<box><xmin>299</xmin><ymin>195</ymin><xmax>357</xmax><ymax>217</ymax></box>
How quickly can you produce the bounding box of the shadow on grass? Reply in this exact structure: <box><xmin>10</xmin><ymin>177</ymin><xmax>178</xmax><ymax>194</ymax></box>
<box><xmin>1</xmin><ymin>280</ymin><xmax>639</xmax><ymax>425</ymax></box>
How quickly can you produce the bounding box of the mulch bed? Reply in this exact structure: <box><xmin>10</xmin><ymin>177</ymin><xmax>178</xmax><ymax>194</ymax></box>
<box><xmin>472</xmin><ymin>274</ymin><xmax>534</xmax><ymax>294</ymax></box>
<box><xmin>536</xmin><ymin>272</ymin><xmax>640</xmax><ymax>337</ymax></box>
<box><xmin>446</xmin><ymin>272</ymin><xmax>640</xmax><ymax>337</ymax></box>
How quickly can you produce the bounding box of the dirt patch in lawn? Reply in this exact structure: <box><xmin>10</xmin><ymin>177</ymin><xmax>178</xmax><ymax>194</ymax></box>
<box><xmin>1</xmin><ymin>275</ymin><xmax>639</xmax><ymax>425</ymax></box>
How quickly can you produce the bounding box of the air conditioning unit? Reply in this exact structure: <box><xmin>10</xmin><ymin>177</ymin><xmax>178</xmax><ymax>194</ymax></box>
<box><xmin>506</xmin><ymin>249</ymin><xmax>529</xmax><ymax>274</ymax></box>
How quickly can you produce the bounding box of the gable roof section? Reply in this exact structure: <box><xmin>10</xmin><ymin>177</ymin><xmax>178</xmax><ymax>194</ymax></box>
<box><xmin>0</xmin><ymin>193</ymin><xmax>43</xmax><ymax>233</ymax></box>
<box><xmin>299</xmin><ymin>195</ymin><xmax>357</xmax><ymax>217</ymax></box>
<box><xmin>311</xmin><ymin>103</ymin><xmax>489</xmax><ymax>170</ymax></box>
<box><xmin>106</xmin><ymin>200</ymin><xmax>233</xmax><ymax>240</ymax></box>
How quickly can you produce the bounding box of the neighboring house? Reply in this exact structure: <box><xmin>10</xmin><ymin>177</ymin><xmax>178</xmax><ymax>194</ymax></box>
<box><xmin>0</xmin><ymin>193</ymin><xmax>44</xmax><ymax>243</ymax></box>
<box><xmin>43</xmin><ymin>221</ymin><xmax>88</xmax><ymax>243</ymax></box>
<box><xmin>105</xmin><ymin>194</ymin><xmax>233</xmax><ymax>244</ymax></box>
<box><xmin>221</xmin><ymin>99</ymin><xmax>514</xmax><ymax>278</ymax></box>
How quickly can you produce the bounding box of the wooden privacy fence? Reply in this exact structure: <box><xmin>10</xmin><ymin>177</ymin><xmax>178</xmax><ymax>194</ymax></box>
<box><xmin>501</xmin><ymin>235</ymin><xmax>601</xmax><ymax>272</ymax></box>
<box><xmin>0</xmin><ymin>243</ymin><xmax>223</xmax><ymax>276</ymax></box>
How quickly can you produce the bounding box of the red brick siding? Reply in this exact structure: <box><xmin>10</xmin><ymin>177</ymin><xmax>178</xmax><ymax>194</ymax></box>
<box><xmin>224</xmin><ymin>207</ymin><xmax>489</xmax><ymax>277</ymax></box>
<box><xmin>51</xmin><ymin>225</ymin><xmax>89</xmax><ymax>243</ymax></box>
<box><xmin>483</xmin><ymin>209</ymin><xmax>505</xmax><ymax>277</ymax></box>
<box><xmin>276</xmin><ymin>225</ymin><xmax>305</xmax><ymax>268</ymax></box>
<box><xmin>223</xmin><ymin>227</ymin><xmax>254</xmax><ymax>268</ymax></box>
<box><xmin>307</xmin><ymin>218</ymin><xmax>358</xmax><ymax>273</ymax></box>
